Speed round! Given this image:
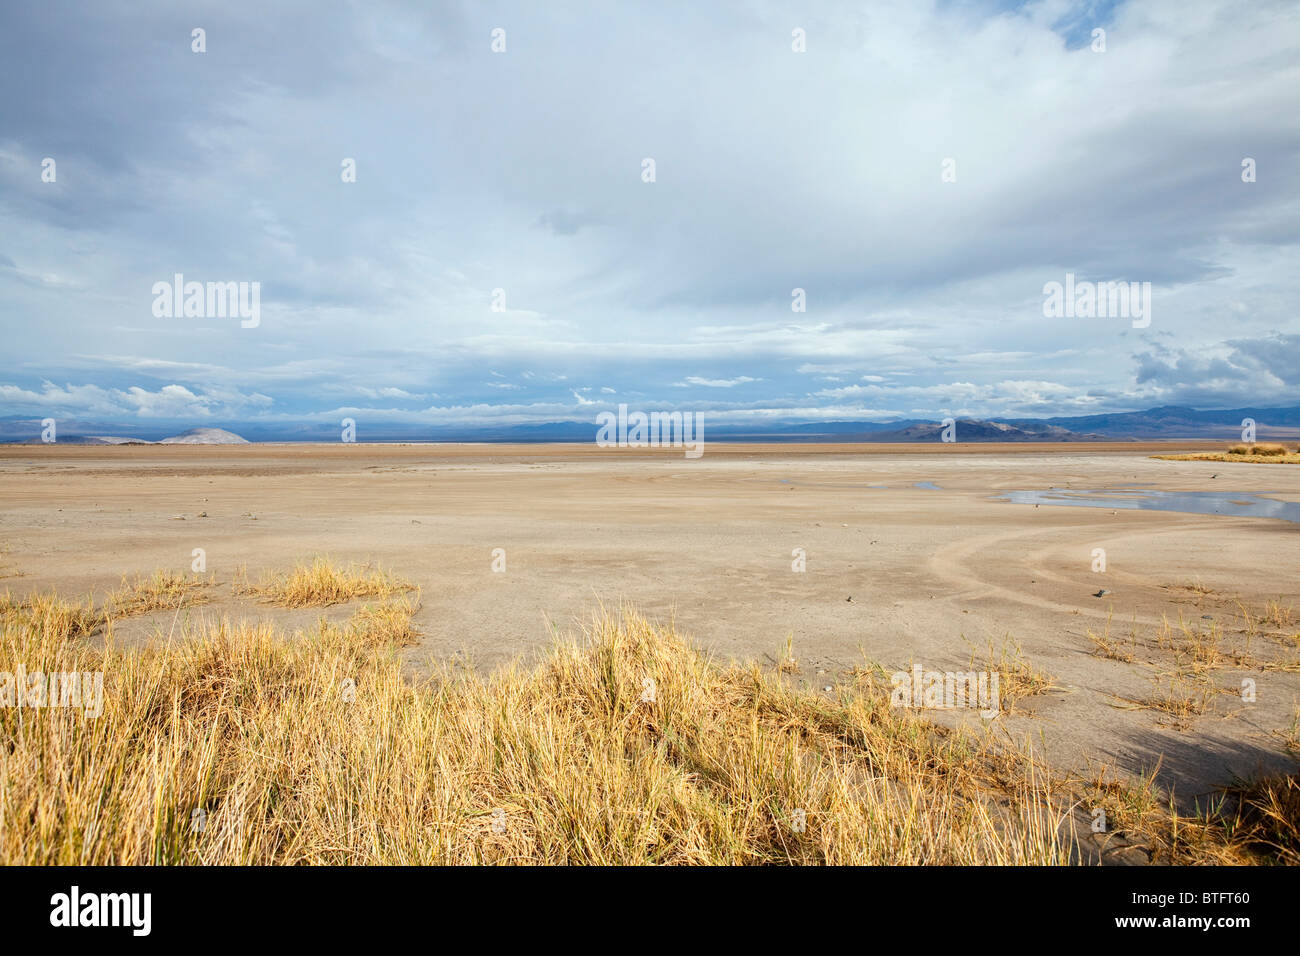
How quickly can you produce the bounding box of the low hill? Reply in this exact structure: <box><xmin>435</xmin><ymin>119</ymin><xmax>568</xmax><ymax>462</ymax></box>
<box><xmin>158</xmin><ymin>428</ymin><xmax>250</xmax><ymax>445</ymax></box>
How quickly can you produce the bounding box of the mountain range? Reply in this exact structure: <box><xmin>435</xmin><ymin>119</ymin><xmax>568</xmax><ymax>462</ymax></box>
<box><xmin>8</xmin><ymin>427</ymin><xmax>249</xmax><ymax>445</ymax></box>
<box><xmin>1</xmin><ymin>405</ymin><xmax>1296</xmax><ymax>444</ymax></box>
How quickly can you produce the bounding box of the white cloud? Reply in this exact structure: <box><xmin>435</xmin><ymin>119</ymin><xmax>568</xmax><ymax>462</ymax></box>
<box><xmin>673</xmin><ymin>376</ymin><xmax>760</xmax><ymax>388</ymax></box>
<box><xmin>0</xmin><ymin>0</ymin><xmax>1297</xmax><ymax>424</ymax></box>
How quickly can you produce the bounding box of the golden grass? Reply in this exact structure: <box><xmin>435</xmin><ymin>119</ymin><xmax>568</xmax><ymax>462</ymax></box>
<box><xmin>243</xmin><ymin>557</ymin><xmax>413</xmax><ymax>608</ymax></box>
<box><xmin>970</xmin><ymin>636</ymin><xmax>1055</xmax><ymax>713</ymax></box>
<box><xmin>1218</xmin><ymin>775</ymin><xmax>1300</xmax><ymax>864</ymax></box>
<box><xmin>2</xmin><ymin>566</ymin><xmax>1295</xmax><ymax>866</ymax></box>
<box><xmin>0</xmin><ymin>590</ymin><xmax>102</xmax><ymax>640</ymax></box>
<box><xmin>107</xmin><ymin>569</ymin><xmax>214</xmax><ymax>617</ymax></box>
<box><xmin>1090</xmin><ymin>601</ymin><xmax>1300</xmax><ymax>688</ymax></box>
<box><xmin>1154</xmin><ymin>445</ymin><xmax>1300</xmax><ymax>464</ymax></box>
<box><xmin>1084</xmin><ymin>763</ymin><xmax>1300</xmax><ymax>864</ymax></box>
<box><xmin>346</xmin><ymin>592</ymin><xmax>422</xmax><ymax>647</ymax></box>
<box><xmin>1087</xmin><ymin>612</ymin><xmax>1139</xmax><ymax>663</ymax></box>
<box><xmin>1134</xmin><ymin>673</ymin><xmax>1215</xmax><ymax>728</ymax></box>
<box><xmin>1</xmin><ymin>589</ymin><xmax>1081</xmax><ymax>864</ymax></box>
<box><xmin>776</xmin><ymin>634</ymin><xmax>799</xmax><ymax>674</ymax></box>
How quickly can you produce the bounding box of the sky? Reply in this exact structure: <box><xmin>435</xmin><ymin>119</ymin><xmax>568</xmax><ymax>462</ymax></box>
<box><xmin>1</xmin><ymin>0</ymin><xmax>1298</xmax><ymax>431</ymax></box>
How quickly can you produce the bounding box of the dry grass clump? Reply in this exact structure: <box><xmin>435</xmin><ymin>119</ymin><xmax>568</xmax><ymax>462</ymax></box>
<box><xmin>1087</xmin><ymin>612</ymin><xmax>1140</xmax><ymax>663</ymax></box>
<box><xmin>970</xmin><ymin>636</ymin><xmax>1055</xmax><ymax>713</ymax></box>
<box><xmin>1155</xmin><ymin>614</ymin><xmax>1249</xmax><ymax>674</ymax></box>
<box><xmin>1228</xmin><ymin>442</ymin><xmax>1288</xmax><ymax>456</ymax></box>
<box><xmin>1089</xmin><ymin>602</ymin><xmax>1300</xmax><ymax>716</ymax></box>
<box><xmin>1080</xmin><ymin>761</ymin><xmax>1300</xmax><ymax>865</ymax></box>
<box><xmin>347</xmin><ymin>592</ymin><xmax>421</xmax><ymax>647</ymax></box>
<box><xmin>0</xmin><ymin>592</ymin><xmax>1080</xmax><ymax>865</ymax></box>
<box><xmin>1156</xmin><ymin>445</ymin><xmax>1300</xmax><ymax>463</ymax></box>
<box><xmin>1223</xmin><ymin>774</ymin><xmax>1300</xmax><ymax>864</ymax></box>
<box><xmin>0</xmin><ymin>590</ymin><xmax>102</xmax><ymax>640</ymax></box>
<box><xmin>1134</xmin><ymin>673</ymin><xmax>1216</xmax><ymax>728</ymax></box>
<box><xmin>107</xmin><ymin>569</ymin><xmax>214</xmax><ymax>617</ymax></box>
<box><xmin>1238</xmin><ymin>599</ymin><xmax>1299</xmax><ymax>648</ymax></box>
<box><xmin>245</xmin><ymin>557</ymin><xmax>412</xmax><ymax>608</ymax></box>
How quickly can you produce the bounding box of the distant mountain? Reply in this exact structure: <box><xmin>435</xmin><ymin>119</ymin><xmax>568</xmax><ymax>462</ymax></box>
<box><xmin>1</xmin><ymin>405</ymin><xmax>1296</xmax><ymax>443</ymax></box>
<box><xmin>869</xmin><ymin>419</ymin><xmax>1109</xmax><ymax>442</ymax></box>
<box><xmin>5</xmin><ymin>426</ymin><xmax>249</xmax><ymax>445</ymax></box>
<box><xmin>158</xmin><ymin>428</ymin><xmax>249</xmax><ymax>445</ymax></box>
<box><xmin>10</xmin><ymin>434</ymin><xmax>128</xmax><ymax>445</ymax></box>
<box><xmin>1005</xmin><ymin>405</ymin><xmax>1300</xmax><ymax>438</ymax></box>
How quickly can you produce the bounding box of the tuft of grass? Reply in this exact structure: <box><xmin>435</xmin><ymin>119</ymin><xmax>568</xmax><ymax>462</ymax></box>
<box><xmin>1135</xmin><ymin>673</ymin><xmax>1215</xmax><ymax>729</ymax></box>
<box><xmin>1277</xmin><ymin>705</ymin><xmax>1300</xmax><ymax>755</ymax></box>
<box><xmin>1220</xmin><ymin>774</ymin><xmax>1300</xmax><ymax>864</ymax></box>
<box><xmin>0</xmin><ymin>590</ymin><xmax>102</xmax><ymax>640</ymax></box>
<box><xmin>1226</xmin><ymin>442</ymin><xmax>1287</xmax><ymax>456</ymax></box>
<box><xmin>347</xmin><ymin>591</ymin><xmax>422</xmax><ymax>648</ymax></box>
<box><xmin>1261</xmin><ymin>600</ymin><xmax>1295</xmax><ymax>632</ymax></box>
<box><xmin>249</xmin><ymin>557</ymin><xmax>413</xmax><ymax>608</ymax></box>
<box><xmin>107</xmin><ymin>569</ymin><xmax>214</xmax><ymax>617</ymax></box>
<box><xmin>776</xmin><ymin>634</ymin><xmax>799</xmax><ymax>674</ymax></box>
<box><xmin>968</xmin><ymin>635</ymin><xmax>1055</xmax><ymax>714</ymax></box>
<box><xmin>1087</xmin><ymin>612</ymin><xmax>1139</xmax><ymax>663</ymax></box>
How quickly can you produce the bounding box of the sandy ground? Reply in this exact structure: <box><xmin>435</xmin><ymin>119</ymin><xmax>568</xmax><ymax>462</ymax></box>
<box><xmin>2</xmin><ymin>442</ymin><xmax>1297</xmax><ymax>803</ymax></box>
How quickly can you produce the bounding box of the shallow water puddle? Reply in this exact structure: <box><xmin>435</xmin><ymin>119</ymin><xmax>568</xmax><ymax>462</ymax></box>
<box><xmin>995</xmin><ymin>488</ymin><xmax>1300</xmax><ymax>523</ymax></box>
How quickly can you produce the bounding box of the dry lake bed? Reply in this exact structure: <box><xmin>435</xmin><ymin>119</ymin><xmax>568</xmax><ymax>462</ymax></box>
<box><xmin>2</xmin><ymin>441</ymin><xmax>1297</xmax><ymax>804</ymax></box>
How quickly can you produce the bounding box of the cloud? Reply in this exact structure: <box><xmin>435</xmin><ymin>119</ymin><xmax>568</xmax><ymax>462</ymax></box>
<box><xmin>673</xmin><ymin>376</ymin><xmax>760</xmax><ymax>388</ymax></box>
<box><xmin>0</xmin><ymin>0</ymin><xmax>1297</xmax><ymax>425</ymax></box>
<box><xmin>0</xmin><ymin>381</ymin><xmax>272</xmax><ymax>419</ymax></box>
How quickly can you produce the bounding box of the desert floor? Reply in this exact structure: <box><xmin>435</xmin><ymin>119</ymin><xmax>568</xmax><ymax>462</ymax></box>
<box><xmin>2</xmin><ymin>441</ymin><xmax>1297</xmax><ymax>804</ymax></box>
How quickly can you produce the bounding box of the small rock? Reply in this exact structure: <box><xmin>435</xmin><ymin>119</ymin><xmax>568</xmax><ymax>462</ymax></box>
<box><xmin>846</xmin><ymin>595</ymin><xmax>853</xmax><ymax>602</ymax></box>
<box><xmin>197</xmin><ymin>511</ymin><xmax>207</xmax><ymax>518</ymax></box>
<box><xmin>1201</xmin><ymin>614</ymin><xmax>1213</xmax><ymax>620</ymax></box>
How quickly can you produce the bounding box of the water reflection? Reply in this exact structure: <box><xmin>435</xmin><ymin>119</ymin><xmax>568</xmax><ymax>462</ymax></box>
<box><xmin>995</xmin><ymin>488</ymin><xmax>1300</xmax><ymax>523</ymax></box>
